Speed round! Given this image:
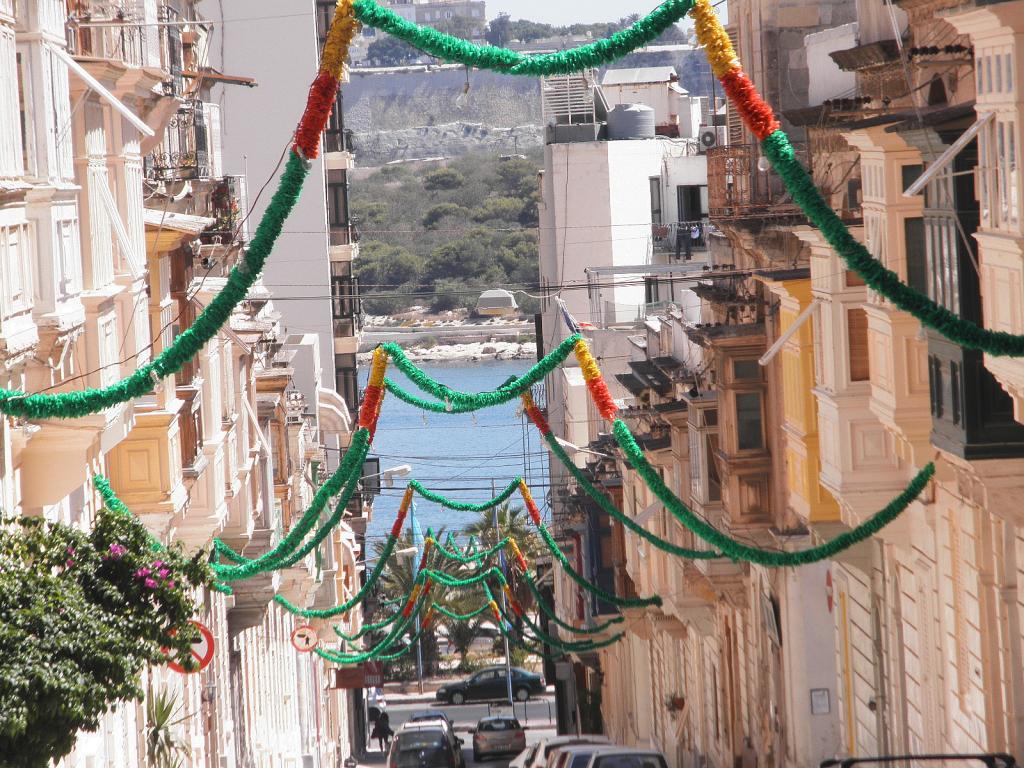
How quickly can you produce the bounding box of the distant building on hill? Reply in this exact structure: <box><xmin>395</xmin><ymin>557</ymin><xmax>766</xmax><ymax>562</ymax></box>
<box><xmin>376</xmin><ymin>0</ymin><xmax>487</xmax><ymax>40</ymax></box>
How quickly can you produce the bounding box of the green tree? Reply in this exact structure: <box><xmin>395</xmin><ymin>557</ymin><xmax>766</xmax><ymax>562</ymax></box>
<box><xmin>485</xmin><ymin>13</ymin><xmax>512</xmax><ymax>46</ymax></box>
<box><xmin>423</xmin><ymin>203</ymin><xmax>470</xmax><ymax>229</ymax></box>
<box><xmin>433</xmin><ymin>14</ymin><xmax>484</xmax><ymax>40</ymax></box>
<box><xmin>0</xmin><ymin>510</ymin><xmax>212</xmax><ymax>766</ymax></box>
<box><xmin>366</xmin><ymin>35</ymin><xmax>420</xmax><ymax>66</ymax></box>
<box><xmin>472</xmin><ymin>196</ymin><xmax>524</xmax><ymax>224</ymax></box>
<box><xmin>422</xmin><ymin>167</ymin><xmax>466</xmax><ymax>191</ymax></box>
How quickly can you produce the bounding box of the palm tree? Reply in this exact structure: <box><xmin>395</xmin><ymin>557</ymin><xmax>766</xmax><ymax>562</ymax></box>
<box><xmin>462</xmin><ymin>503</ymin><xmax>543</xmax><ymax>613</ymax></box>
<box><xmin>146</xmin><ymin>688</ymin><xmax>192</xmax><ymax>768</ymax></box>
<box><xmin>440</xmin><ymin>589</ymin><xmax>487</xmax><ymax>669</ymax></box>
<box><xmin>371</xmin><ymin>529</ymin><xmax>458</xmax><ymax>677</ymax></box>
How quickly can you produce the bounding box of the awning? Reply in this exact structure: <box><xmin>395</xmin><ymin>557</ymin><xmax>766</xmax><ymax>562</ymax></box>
<box><xmin>144</xmin><ymin>208</ymin><xmax>214</xmax><ymax>235</ymax></box>
<box><xmin>182</xmin><ymin>68</ymin><xmax>257</xmax><ymax>88</ymax></box>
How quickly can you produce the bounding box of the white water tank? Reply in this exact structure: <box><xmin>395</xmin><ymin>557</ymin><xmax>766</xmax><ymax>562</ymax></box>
<box><xmin>607</xmin><ymin>103</ymin><xmax>656</xmax><ymax>140</ymax></box>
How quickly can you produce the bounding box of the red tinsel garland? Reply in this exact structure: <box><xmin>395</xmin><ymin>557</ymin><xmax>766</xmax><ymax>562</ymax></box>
<box><xmin>358</xmin><ymin>384</ymin><xmax>384</xmax><ymax>438</ymax></box>
<box><xmin>586</xmin><ymin>377</ymin><xmax>618</xmax><ymax>421</ymax></box>
<box><xmin>292</xmin><ymin>72</ymin><xmax>340</xmax><ymax>159</ymax></box>
<box><xmin>720</xmin><ymin>69</ymin><xmax>779</xmax><ymax>141</ymax></box>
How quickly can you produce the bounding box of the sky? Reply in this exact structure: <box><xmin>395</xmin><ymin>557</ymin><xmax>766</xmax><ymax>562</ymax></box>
<box><xmin>484</xmin><ymin>0</ymin><xmax>683</xmax><ymax>27</ymax></box>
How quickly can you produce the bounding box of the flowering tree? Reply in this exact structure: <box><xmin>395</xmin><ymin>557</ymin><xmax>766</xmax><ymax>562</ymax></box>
<box><xmin>0</xmin><ymin>507</ymin><xmax>212</xmax><ymax>767</ymax></box>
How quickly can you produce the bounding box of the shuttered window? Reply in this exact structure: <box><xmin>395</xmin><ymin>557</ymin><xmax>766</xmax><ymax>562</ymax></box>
<box><xmin>848</xmin><ymin>307</ymin><xmax>870</xmax><ymax>382</ymax></box>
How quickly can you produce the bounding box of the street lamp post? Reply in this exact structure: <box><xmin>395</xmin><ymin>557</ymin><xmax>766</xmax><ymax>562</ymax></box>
<box><xmin>398</xmin><ymin>549</ymin><xmax>427</xmax><ymax>695</ymax></box>
<box><xmin>492</xmin><ymin>482</ymin><xmax>515</xmax><ymax>707</ymax></box>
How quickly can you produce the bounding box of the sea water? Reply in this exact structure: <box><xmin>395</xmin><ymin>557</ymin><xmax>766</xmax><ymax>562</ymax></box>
<box><xmin>359</xmin><ymin>359</ymin><xmax>550</xmax><ymax>553</ymax></box>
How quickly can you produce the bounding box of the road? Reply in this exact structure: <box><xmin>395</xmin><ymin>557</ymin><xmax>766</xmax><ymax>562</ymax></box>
<box><xmin>363</xmin><ymin>693</ymin><xmax>558</xmax><ymax>768</ymax></box>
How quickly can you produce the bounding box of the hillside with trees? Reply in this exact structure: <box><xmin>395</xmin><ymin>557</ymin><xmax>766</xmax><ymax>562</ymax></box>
<box><xmin>352</xmin><ymin>151</ymin><xmax>543</xmax><ymax>316</ymax></box>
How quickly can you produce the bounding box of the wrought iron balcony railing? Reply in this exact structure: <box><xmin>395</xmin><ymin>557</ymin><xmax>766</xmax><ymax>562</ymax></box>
<box><xmin>707</xmin><ymin>143</ymin><xmax>808</xmax><ymax>222</ymax></box>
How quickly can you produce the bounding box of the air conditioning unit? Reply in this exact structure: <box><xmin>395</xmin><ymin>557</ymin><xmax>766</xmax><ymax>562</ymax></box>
<box><xmin>698</xmin><ymin>126</ymin><xmax>727</xmax><ymax>152</ymax></box>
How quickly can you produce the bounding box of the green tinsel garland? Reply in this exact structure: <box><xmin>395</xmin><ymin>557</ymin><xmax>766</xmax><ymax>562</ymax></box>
<box><xmin>335</xmin><ymin>612</ymin><xmax>400</xmax><ymax>642</ymax></box>
<box><xmin>534</xmin><ymin>518</ymin><xmax>661</xmax><ymax>608</ymax></box>
<box><xmin>525</xmin><ymin>576</ymin><xmax>624</xmax><ymax>636</ymax></box>
<box><xmin>212</xmin><ymin>429</ymin><xmax>371</xmax><ymax>581</ymax></box>
<box><xmin>518</xmin><ymin>608</ymin><xmax>624</xmax><ymax>653</ymax></box>
<box><xmin>318</xmin><ymin>580</ymin><xmax>429</xmax><ymax>664</ymax></box>
<box><xmin>433</xmin><ymin>601</ymin><xmax>491</xmax><ymax>622</ymax></box>
<box><xmin>352</xmin><ymin>0</ymin><xmax>694</xmax><ymax>76</ymax></box>
<box><xmin>0</xmin><ymin>153</ymin><xmax>309</xmax><ymax>419</ymax></box>
<box><xmin>544</xmin><ymin>431</ymin><xmax>721</xmax><ymax>560</ymax></box>
<box><xmin>761</xmin><ymin>130</ymin><xmax>1024</xmax><ymax>357</ymax></box>
<box><xmin>381</xmin><ymin>334</ymin><xmax>580</xmax><ymax>410</ymax></box>
<box><xmin>411</xmin><ymin>478</ymin><xmax>521</xmax><ymax>512</ymax></box>
<box><xmin>275</xmin><ymin>533</ymin><xmax>401</xmax><ymax>619</ymax></box>
<box><xmin>431</xmin><ymin>535</ymin><xmax>510</xmax><ymax>564</ymax></box>
<box><xmin>419</xmin><ymin>566</ymin><xmax>504</xmax><ymax>589</ymax></box>
<box><xmin>384</xmin><ymin>380</ymin><xmax>481</xmax><ymax>414</ymax></box>
<box><xmin>487</xmin><ymin>582</ymin><xmax>624</xmax><ymax>655</ymax></box>
<box><xmin>614</xmin><ymin>419</ymin><xmax>935</xmax><ymax>566</ymax></box>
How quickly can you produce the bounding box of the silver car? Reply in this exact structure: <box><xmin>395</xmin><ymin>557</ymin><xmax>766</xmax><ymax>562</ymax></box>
<box><xmin>472</xmin><ymin>716</ymin><xmax>526</xmax><ymax>761</ymax></box>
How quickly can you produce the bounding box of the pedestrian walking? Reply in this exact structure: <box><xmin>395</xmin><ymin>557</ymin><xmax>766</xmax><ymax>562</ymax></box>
<box><xmin>371</xmin><ymin>711</ymin><xmax>393</xmax><ymax>752</ymax></box>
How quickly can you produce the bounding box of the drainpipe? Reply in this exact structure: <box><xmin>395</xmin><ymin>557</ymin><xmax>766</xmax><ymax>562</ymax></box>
<box><xmin>869</xmin><ymin>541</ymin><xmax>892</xmax><ymax>758</ymax></box>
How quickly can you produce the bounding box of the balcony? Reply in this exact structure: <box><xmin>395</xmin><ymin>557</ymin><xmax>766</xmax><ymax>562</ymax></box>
<box><xmin>65</xmin><ymin>1</ymin><xmax>188</xmax><ymax>97</ymax></box>
<box><xmin>146</xmin><ymin>100</ymin><xmax>222</xmax><ymax>182</ymax></box>
<box><xmin>707</xmin><ymin>143</ymin><xmax>808</xmax><ymax>222</ymax></box>
<box><xmin>652</xmin><ymin>220</ymin><xmax>710</xmax><ymax>260</ymax></box>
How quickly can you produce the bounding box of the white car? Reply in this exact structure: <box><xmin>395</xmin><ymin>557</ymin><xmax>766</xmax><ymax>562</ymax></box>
<box><xmin>580</xmin><ymin>748</ymin><xmax>668</xmax><ymax>768</ymax></box>
<box><xmin>546</xmin><ymin>744</ymin><xmax>615</xmax><ymax>768</ymax></box>
<box><xmin>522</xmin><ymin>736</ymin><xmax>612</xmax><ymax>768</ymax></box>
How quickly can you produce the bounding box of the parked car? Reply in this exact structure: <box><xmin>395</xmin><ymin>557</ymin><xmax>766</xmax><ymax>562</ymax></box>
<box><xmin>523</xmin><ymin>736</ymin><xmax>612</xmax><ymax>768</ymax></box>
<box><xmin>435</xmin><ymin>666</ymin><xmax>545</xmax><ymax>704</ymax></box>
<box><xmin>546</xmin><ymin>744</ymin><xmax>615</xmax><ymax>768</ymax></box>
<box><xmin>408</xmin><ymin>711</ymin><xmax>455</xmax><ymax>731</ymax></box>
<box><xmin>581</xmin><ymin>748</ymin><xmax>668</xmax><ymax>768</ymax></box>
<box><xmin>388</xmin><ymin>723</ymin><xmax>465</xmax><ymax>768</ymax></box>
<box><xmin>472</xmin><ymin>716</ymin><xmax>526</xmax><ymax>761</ymax></box>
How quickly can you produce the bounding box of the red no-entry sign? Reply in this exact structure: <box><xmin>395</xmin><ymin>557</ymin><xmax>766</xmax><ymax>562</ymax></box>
<box><xmin>167</xmin><ymin>620</ymin><xmax>215</xmax><ymax>674</ymax></box>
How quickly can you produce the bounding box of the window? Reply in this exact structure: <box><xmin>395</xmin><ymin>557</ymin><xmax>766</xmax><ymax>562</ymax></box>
<box><xmin>335</xmin><ymin>353</ymin><xmax>358</xmax><ymax>414</ymax></box>
<box><xmin>16</xmin><ymin>50</ymin><xmax>32</xmax><ymax>176</ymax></box>
<box><xmin>901</xmin><ymin>164</ymin><xmax>923</xmax><ymax>196</ymax></box>
<box><xmin>1</xmin><ymin>222</ymin><xmax>31</xmax><ymax>315</ymax></box>
<box><xmin>847</xmin><ymin>307</ymin><xmax>870</xmax><ymax>382</ymax></box>
<box><xmin>0</xmin><ymin>26</ymin><xmax>22</xmax><ymax>177</ymax></box>
<box><xmin>1008</xmin><ymin>53</ymin><xmax>1014</xmax><ymax>91</ymax></box>
<box><xmin>327</xmin><ymin>169</ymin><xmax>351</xmax><ymax>245</ymax></box>
<box><xmin>98</xmin><ymin>315</ymin><xmax>118</xmax><ymax>388</ymax></box>
<box><xmin>649</xmin><ymin>177</ymin><xmax>662</xmax><ymax>225</ymax></box>
<box><xmin>996</xmin><ymin>55</ymin><xmax>1004</xmax><ymax>92</ymax></box>
<box><xmin>905</xmin><ymin>217</ymin><xmax>928</xmax><ymax>294</ymax></box>
<box><xmin>735</xmin><ymin>392</ymin><xmax>763</xmax><ymax>451</ymax></box>
<box><xmin>733</xmin><ymin>359</ymin><xmax>760</xmax><ymax>380</ymax></box>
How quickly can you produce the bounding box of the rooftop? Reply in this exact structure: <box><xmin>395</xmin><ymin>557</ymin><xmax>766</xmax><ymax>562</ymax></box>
<box><xmin>601</xmin><ymin>66</ymin><xmax>679</xmax><ymax>86</ymax></box>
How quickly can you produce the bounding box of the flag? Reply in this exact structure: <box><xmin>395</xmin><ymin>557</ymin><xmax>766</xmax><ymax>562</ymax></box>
<box><xmin>556</xmin><ymin>297</ymin><xmax>594</xmax><ymax>333</ymax></box>
<box><xmin>555</xmin><ymin>297</ymin><xmax>580</xmax><ymax>334</ymax></box>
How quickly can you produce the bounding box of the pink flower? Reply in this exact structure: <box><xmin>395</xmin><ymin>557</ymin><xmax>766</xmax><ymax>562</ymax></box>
<box><xmin>152</xmin><ymin>560</ymin><xmax>164</xmax><ymax>569</ymax></box>
<box><xmin>144</xmin><ymin>578</ymin><xmax>158</xmax><ymax>589</ymax></box>
<box><xmin>167</xmin><ymin>580</ymin><xmax>176</xmax><ymax>590</ymax></box>
<box><xmin>135</xmin><ymin>567</ymin><xmax>151</xmax><ymax>579</ymax></box>
<box><xmin>157</xmin><ymin>568</ymin><xmax>170</xmax><ymax>579</ymax></box>
<box><xmin>65</xmin><ymin>559</ymin><xmax>74</xmax><ymax>568</ymax></box>
<box><xmin>66</xmin><ymin>546</ymin><xmax>75</xmax><ymax>555</ymax></box>
<box><xmin>109</xmin><ymin>543</ymin><xmax>127</xmax><ymax>558</ymax></box>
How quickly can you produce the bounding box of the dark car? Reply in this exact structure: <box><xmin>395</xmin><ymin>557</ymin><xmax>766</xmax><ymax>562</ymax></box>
<box><xmin>436</xmin><ymin>666</ymin><xmax>545</xmax><ymax>704</ymax></box>
<box><xmin>388</xmin><ymin>724</ymin><xmax>464</xmax><ymax>768</ymax></box>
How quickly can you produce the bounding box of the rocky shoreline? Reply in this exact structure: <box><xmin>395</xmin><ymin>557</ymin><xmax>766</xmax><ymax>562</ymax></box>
<box><xmin>358</xmin><ymin>340</ymin><xmax>536</xmax><ymax>363</ymax></box>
